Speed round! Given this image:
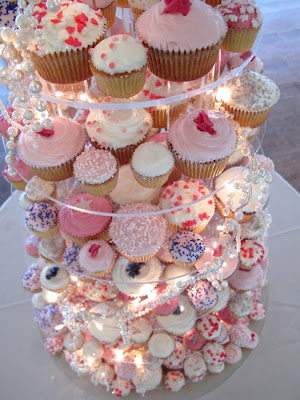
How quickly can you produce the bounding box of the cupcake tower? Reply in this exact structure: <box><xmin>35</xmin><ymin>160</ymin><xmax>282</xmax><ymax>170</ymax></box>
<box><xmin>0</xmin><ymin>0</ymin><xmax>276</xmax><ymax>397</ymax></box>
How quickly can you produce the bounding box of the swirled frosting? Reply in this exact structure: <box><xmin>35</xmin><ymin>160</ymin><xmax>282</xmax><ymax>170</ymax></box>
<box><xmin>86</xmin><ymin>109</ymin><xmax>152</xmax><ymax>149</ymax></box>
<box><xmin>167</xmin><ymin>109</ymin><xmax>237</xmax><ymax>163</ymax></box>
<box><xmin>25</xmin><ymin>202</ymin><xmax>58</xmax><ymax>232</ymax></box>
<box><xmin>79</xmin><ymin>239</ymin><xmax>114</xmax><ymax>273</ymax></box>
<box><xmin>136</xmin><ymin>0</ymin><xmax>227</xmax><ymax>52</ymax></box>
<box><xmin>109</xmin><ymin>203</ymin><xmax>167</xmax><ymax>257</ymax></box>
<box><xmin>27</xmin><ymin>0</ymin><xmax>107</xmax><ymax>54</ymax></box>
<box><xmin>58</xmin><ymin>193</ymin><xmax>112</xmax><ymax>237</ymax></box>
<box><xmin>17</xmin><ymin>116</ymin><xmax>86</xmax><ymax>168</ymax></box>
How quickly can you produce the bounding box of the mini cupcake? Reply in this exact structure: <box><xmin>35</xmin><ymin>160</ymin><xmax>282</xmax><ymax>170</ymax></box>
<box><xmin>227</xmin><ymin>291</ymin><xmax>253</xmax><ymax>318</ymax></box>
<box><xmin>38</xmin><ymin>304</ymin><xmax>66</xmax><ymax>336</ymax></box>
<box><xmin>217</xmin><ymin>70</ymin><xmax>280</xmax><ymax>128</ymax></box>
<box><xmin>25</xmin><ymin>235</ymin><xmax>41</xmax><ymax>258</ymax></box>
<box><xmin>115</xmin><ymin>355</ymin><xmax>137</xmax><ymax>381</ymax></box>
<box><xmin>168</xmin><ymin>230</ymin><xmax>205</xmax><ymax>268</ymax></box>
<box><xmin>0</xmin><ymin>107</ymin><xmax>22</xmax><ymax>141</ymax></box>
<box><xmin>88</xmin><ymin>301</ymin><xmax>121</xmax><ymax>342</ymax></box>
<box><xmin>25</xmin><ymin>176</ymin><xmax>56</xmax><ymax>204</ymax></box>
<box><xmin>132</xmin><ymin>367</ymin><xmax>162</xmax><ymax>392</ymax></box>
<box><xmin>224</xmin><ymin>343</ymin><xmax>242</xmax><ymax>364</ymax></box>
<box><xmin>78</xmin><ymin>239</ymin><xmax>116</xmax><ymax>277</ymax></box>
<box><xmin>229</xmin><ymin>264</ymin><xmax>263</xmax><ymax>291</ymax></box>
<box><xmin>159</xmin><ymin>180</ymin><xmax>215</xmax><ymax>233</ymax></box>
<box><xmin>210</xmin><ymin>285</ymin><xmax>231</xmax><ymax>312</ymax></box>
<box><xmin>109</xmin><ymin>165</ymin><xmax>162</xmax><ymax>206</ymax></box>
<box><xmin>183</xmin><ymin>328</ymin><xmax>206</xmax><ymax>351</ymax></box>
<box><xmin>74</xmin><ymin>148</ymin><xmax>118</xmax><ymax>196</ymax></box>
<box><xmin>184</xmin><ymin>353</ymin><xmax>207</xmax><ymax>382</ymax></box>
<box><xmin>152</xmin><ymin>284</ymin><xmax>179</xmax><ymax>315</ymax></box>
<box><xmin>187</xmin><ymin>280</ymin><xmax>219</xmax><ymax>311</ymax></box>
<box><xmin>136</xmin><ymin>0</ymin><xmax>227</xmax><ymax>81</ymax></box>
<box><xmin>109</xmin><ymin>203</ymin><xmax>167</xmax><ymax>262</ymax></box>
<box><xmin>27</xmin><ymin>0</ymin><xmax>107</xmax><ymax>84</ymax></box>
<box><xmin>86</xmin><ymin>0</ymin><xmax>116</xmax><ymax>28</ymax></box>
<box><xmin>241</xmin><ymin>211</ymin><xmax>271</xmax><ymax>240</ymax></box>
<box><xmin>165</xmin><ymin>371</ymin><xmax>185</xmax><ymax>392</ymax></box>
<box><xmin>112</xmin><ymin>256</ymin><xmax>161</xmax><ymax>297</ymax></box>
<box><xmin>39</xmin><ymin>236</ymin><xmax>66</xmax><ymax>263</ymax></box>
<box><xmin>32</xmin><ymin>292</ymin><xmax>47</xmax><ymax>310</ymax></box>
<box><xmin>196</xmin><ymin>313</ymin><xmax>223</xmax><ymax>340</ymax></box>
<box><xmin>58</xmin><ymin>193</ymin><xmax>112</xmax><ymax>246</ymax></box>
<box><xmin>228</xmin><ymin>51</ymin><xmax>264</xmax><ymax>73</ymax></box>
<box><xmin>163</xmin><ymin>341</ymin><xmax>186</xmax><ymax>369</ymax></box>
<box><xmin>215</xmin><ymin>167</ymin><xmax>269</xmax><ymax>223</ymax></box>
<box><xmin>202</xmin><ymin>342</ymin><xmax>226</xmax><ymax>366</ymax></box>
<box><xmin>17</xmin><ymin>116</ymin><xmax>86</xmax><ymax>181</ymax></box>
<box><xmin>25</xmin><ymin>202</ymin><xmax>59</xmax><ymax>239</ymax></box>
<box><xmin>40</xmin><ymin>265</ymin><xmax>70</xmax><ymax>293</ymax></box>
<box><xmin>129</xmin><ymin>0</ymin><xmax>159</xmax><ymax>20</ymax></box>
<box><xmin>133</xmin><ymin>71</ymin><xmax>188</xmax><ymax>129</ymax></box>
<box><xmin>90</xmin><ymin>34</ymin><xmax>147</xmax><ymax>98</ymax></box>
<box><xmin>44</xmin><ymin>335</ymin><xmax>64</xmax><ymax>355</ymax></box>
<box><xmin>216</xmin><ymin>1</ymin><xmax>262</xmax><ymax>53</ymax></box>
<box><xmin>167</xmin><ymin>109</ymin><xmax>237</xmax><ymax>179</ymax></box>
<box><xmin>63</xmin><ymin>331</ymin><xmax>85</xmax><ymax>351</ymax></box>
<box><xmin>22</xmin><ymin>263</ymin><xmax>42</xmax><ymax>293</ymax></box>
<box><xmin>239</xmin><ymin>239</ymin><xmax>265</xmax><ymax>270</ymax></box>
<box><xmin>131</xmin><ymin>142</ymin><xmax>174</xmax><ymax>188</ymax></box>
<box><xmin>148</xmin><ymin>332</ymin><xmax>175</xmax><ymax>358</ymax></box>
<box><xmin>2</xmin><ymin>158</ymin><xmax>33</xmax><ymax>191</ymax></box>
<box><xmin>129</xmin><ymin>317</ymin><xmax>152</xmax><ymax>343</ymax></box>
<box><xmin>86</xmin><ymin>108</ymin><xmax>152</xmax><ymax>165</ymax></box>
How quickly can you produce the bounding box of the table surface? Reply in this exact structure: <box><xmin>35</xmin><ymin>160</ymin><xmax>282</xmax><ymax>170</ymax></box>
<box><xmin>0</xmin><ymin>173</ymin><xmax>299</xmax><ymax>400</ymax></box>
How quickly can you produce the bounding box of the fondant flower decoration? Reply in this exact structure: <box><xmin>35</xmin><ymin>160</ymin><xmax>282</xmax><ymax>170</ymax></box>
<box><xmin>163</xmin><ymin>0</ymin><xmax>191</xmax><ymax>16</ymax></box>
<box><xmin>89</xmin><ymin>244</ymin><xmax>101</xmax><ymax>258</ymax></box>
<box><xmin>194</xmin><ymin>111</ymin><xmax>216</xmax><ymax>135</ymax></box>
<box><xmin>37</xmin><ymin>128</ymin><xmax>55</xmax><ymax>137</ymax></box>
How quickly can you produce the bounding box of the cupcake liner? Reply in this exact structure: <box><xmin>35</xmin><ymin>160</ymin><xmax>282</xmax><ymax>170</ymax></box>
<box><xmin>62</xmin><ymin>227</ymin><xmax>110</xmax><ymax>247</ymax></box>
<box><xmin>90</xmin><ymin>63</ymin><xmax>147</xmax><ymax>98</ymax></box>
<box><xmin>168</xmin><ymin>223</ymin><xmax>208</xmax><ymax>235</ymax></box>
<box><xmin>45</xmin><ymin>281</ymin><xmax>69</xmax><ymax>293</ymax></box>
<box><xmin>131</xmin><ymin>164</ymin><xmax>172</xmax><ymax>188</ymax></box>
<box><xmin>28</xmin><ymin>224</ymin><xmax>59</xmax><ymax>239</ymax></box>
<box><xmin>29</xmin><ymin>37</ymin><xmax>104</xmax><ymax>84</ymax></box>
<box><xmin>117</xmin><ymin>247</ymin><xmax>160</xmax><ymax>263</ymax></box>
<box><xmin>221</xmin><ymin>101</ymin><xmax>273</xmax><ymax>128</ymax></box>
<box><xmin>151</xmin><ymin>103</ymin><xmax>188</xmax><ymax>129</ymax></box>
<box><xmin>117</xmin><ymin>0</ymin><xmax>130</xmax><ymax>7</ymax></box>
<box><xmin>130</xmin><ymin>6</ymin><xmax>144</xmax><ymax>20</ymax></box>
<box><xmin>30</xmin><ymin>288</ymin><xmax>42</xmax><ymax>294</ymax></box>
<box><xmin>167</xmin><ymin>167</ymin><xmax>182</xmax><ymax>184</ymax></box>
<box><xmin>221</xmin><ymin>26</ymin><xmax>261</xmax><ymax>53</ymax></box>
<box><xmin>101</xmin><ymin>1</ymin><xmax>116</xmax><ymax>29</ymax></box>
<box><xmin>171</xmin><ymin>258</ymin><xmax>197</xmax><ymax>269</ymax></box>
<box><xmin>82</xmin><ymin>251</ymin><xmax>116</xmax><ymax>278</ymax></box>
<box><xmin>145</xmin><ymin>37</ymin><xmax>223</xmax><ymax>82</ymax></box>
<box><xmin>204</xmin><ymin>0</ymin><xmax>222</xmax><ymax>7</ymax></box>
<box><xmin>214</xmin><ymin>195</ymin><xmax>255</xmax><ymax>224</ymax></box>
<box><xmin>80</xmin><ymin>169</ymin><xmax>119</xmax><ymax>196</ymax></box>
<box><xmin>7</xmin><ymin>179</ymin><xmax>27</xmax><ymax>191</ymax></box>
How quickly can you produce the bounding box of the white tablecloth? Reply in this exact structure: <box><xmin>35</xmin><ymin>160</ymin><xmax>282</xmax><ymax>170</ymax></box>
<box><xmin>1</xmin><ymin>173</ymin><xmax>299</xmax><ymax>400</ymax></box>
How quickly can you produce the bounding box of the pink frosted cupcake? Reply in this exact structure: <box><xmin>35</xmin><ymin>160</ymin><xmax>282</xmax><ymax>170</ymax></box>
<box><xmin>216</xmin><ymin>1</ymin><xmax>263</xmax><ymax>53</ymax></box>
<box><xmin>17</xmin><ymin>116</ymin><xmax>86</xmax><ymax>182</ymax></box>
<box><xmin>228</xmin><ymin>51</ymin><xmax>264</xmax><ymax>73</ymax></box>
<box><xmin>78</xmin><ymin>239</ymin><xmax>116</xmax><ymax>277</ymax></box>
<box><xmin>2</xmin><ymin>157</ymin><xmax>33</xmax><ymax>191</ymax></box>
<box><xmin>74</xmin><ymin>148</ymin><xmax>118</xmax><ymax>196</ymax></box>
<box><xmin>25</xmin><ymin>235</ymin><xmax>41</xmax><ymax>258</ymax></box>
<box><xmin>153</xmin><ymin>284</ymin><xmax>179</xmax><ymax>315</ymax></box>
<box><xmin>58</xmin><ymin>193</ymin><xmax>112</xmax><ymax>246</ymax></box>
<box><xmin>167</xmin><ymin>109</ymin><xmax>237</xmax><ymax>179</ymax></box>
<box><xmin>109</xmin><ymin>202</ymin><xmax>167</xmax><ymax>262</ymax></box>
<box><xmin>0</xmin><ymin>107</ymin><xmax>22</xmax><ymax>141</ymax></box>
<box><xmin>25</xmin><ymin>202</ymin><xmax>59</xmax><ymax>239</ymax></box>
<box><xmin>229</xmin><ymin>265</ymin><xmax>263</xmax><ymax>291</ymax></box>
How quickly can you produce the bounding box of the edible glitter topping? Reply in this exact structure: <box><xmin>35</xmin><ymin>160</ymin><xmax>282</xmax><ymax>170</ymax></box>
<box><xmin>216</xmin><ymin>1</ymin><xmax>262</xmax><ymax>29</ymax></box>
<box><xmin>169</xmin><ymin>231</ymin><xmax>205</xmax><ymax>263</ymax></box>
<box><xmin>188</xmin><ymin>280</ymin><xmax>218</xmax><ymax>311</ymax></box>
<box><xmin>194</xmin><ymin>111</ymin><xmax>217</xmax><ymax>135</ymax></box>
<box><xmin>196</xmin><ymin>313</ymin><xmax>222</xmax><ymax>339</ymax></box>
<box><xmin>25</xmin><ymin>202</ymin><xmax>58</xmax><ymax>232</ymax></box>
<box><xmin>240</xmin><ymin>239</ymin><xmax>265</xmax><ymax>268</ymax></box>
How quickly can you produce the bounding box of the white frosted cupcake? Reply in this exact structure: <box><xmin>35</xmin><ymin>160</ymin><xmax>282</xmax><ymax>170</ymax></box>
<box><xmin>131</xmin><ymin>142</ymin><xmax>174</xmax><ymax>188</ymax></box>
<box><xmin>25</xmin><ymin>176</ymin><xmax>56</xmax><ymax>204</ymax></box>
<box><xmin>129</xmin><ymin>318</ymin><xmax>152</xmax><ymax>343</ymax></box>
<box><xmin>88</xmin><ymin>301</ymin><xmax>121</xmax><ymax>343</ymax></box>
<box><xmin>86</xmin><ymin>108</ymin><xmax>152</xmax><ymax>165</ymax></box>
<box><xmin>40</xmin><ymin>265</ymin><xmax>70</xmax><ymax>293</ymax></box>
<box><xmin>148</xmin><ymin>333</ymin><xmax>175</xmax><ymax>358</ymax></box>
<box><xmin>132</xmin><ymin>367</ymin><xmax>162</xmax><ymax>392</ymax></box>
<box><xmin>39</xmin><ymin>236</ymin><xmax>66</xmax><ymax>263</ymax></box>
<box><xmin>79</xmin><ymin>239</ymin><xmax>116</xmax><ymax>278</ymax></box>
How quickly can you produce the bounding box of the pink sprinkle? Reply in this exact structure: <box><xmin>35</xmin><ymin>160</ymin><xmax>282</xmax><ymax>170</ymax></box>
<box><xmin>109</xmin><ymin>62</ymin><xmax>115</xmax><ymax>69</ymax></box>
<box><xmin>115</xmin><ymin>119</ymin><xmax>120</xmax><ymax>123</ymax></box>
<box><xmin>144</xmin><ymin>121</ymin><xmax>150</xmax><ymax>126</ymax></box>
<box><xmin>109</xmin><ymin>42</ymin><xmax>115</xmax><ymax>49</ymax></box>
<box><xmin>101</xmin><ymin>142</ymin><xmax>106</xmax><ymax>147</ymax></box>
<box><xmin>139</xmin><ymin>129</ymin><xmax>144</xmax><ymax>134</ymax></box>
<box><xmin>112</xmin><ymin>36</ymin><xmax>119</xmax><ymax>42</ymax></box>
<box><xmin>96</xmin><ymin>128</ymin><xmax>101</xmax><ymax>133</ymax></box>
<box><xmin>122</xmin><ymin>35</ymin><xmax>129</xmax><ymax>41</ymax></box>
<box><xmin>122</xmin><ymin>128</ymin><xmax>127</xmax><ymax>133</ymax></box>
<box><xmin>101</xmin><ymin>53</ymin><xmax>106</xmax><ymax>59</ymax></box>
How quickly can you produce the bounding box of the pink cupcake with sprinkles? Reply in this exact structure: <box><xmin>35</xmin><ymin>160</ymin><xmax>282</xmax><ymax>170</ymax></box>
<box><xmin>168</xmin><ymin>230</ymin><xmax>205</xmax><ymax>268</ymax></box>
<box><xmin>187</xmin><ymin>280</ymin><xmax>219</xmax><ymax>311</ymax></box>
<box><xmin>240</xmin><ymin>239</ymin><xmax>265</xmax><ymax>271</ymax></box>
<box><xmin>74</xmin><ymin>148</ymin><xmax>118</xmax><ymax>196</ymax></box>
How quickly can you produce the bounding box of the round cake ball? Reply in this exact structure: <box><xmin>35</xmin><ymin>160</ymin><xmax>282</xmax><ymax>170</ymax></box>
<box><xmin>165</xmin><ymin>371</ymin><xmax>185</xmax><ymax>392</ymax></box>
<box><xmin>91</xmin><ymin>363</ymin><xmax>115</xmax><ymax>387</ymax></box>
<box><xmin>132</xmin><ymin>367</ymin><xmax>162</xmax><ymax>392</ymax></box>
<box><xmin>184</xmin><ymin>353</ymin><xmax>207</xmax><ymax>382</ymax></box>
<box><xmin>187</xmin><ymin>280</ymin><xmax>219</xmax><ymax>311</ymax></box>
<box><xmin>202</xmin><ymin>342</ymin><xmax>226</xmax><ymax>365</ymax></box>
<box><xmin>163</xmin><ymin>341</ymin><xmax>186</xmax><ymax>370</ymax></box>
<box><xmin>63</xmin><ymin>331</ymin><xmax>85</xmax><ymax>351</ymax></box>
<box><xmin>111</xmin><ymin>376</ymin><xmax>134</xmax><ymax>397</ymax></box>
<box><xmin>224</xmin><ymin>343</ymin><xmax>242</xmax><ymax>364</ymax></box>
<box><xmin>168</xmin><ymin>230</ymin><xmax>205</xmax><ymax>268</ymax></box>
<box><xmin>196</xmin><ymin>313</ymin><xmax>223</xmax><ymax>340</ymax></box>
<box><xmin>228</xmin><ymin>291</ymin><xmax>253</xmax><ymax>318</ymax></box>
<box><xmin>44</xmin><ymin>336</ymin><xmax>64</xmax><ymax>355</ymax></box>
<box><xmin>207</xmin><ymin>362</ymin><xmax>225</xmax><ymax>374</ymax></box>
<box><xmin>183</xmin><ymin>327</ymin><xmax>206</xmax><ymax>351</ymax></box>
<box><xmin>148</xmin><ymin>332</ymin><xmax>175</xmax><ymax>358</ymax></box>
<box><xmin>129</xmin><ymin>317</ymin><xmax>152</xmax><ymax>343</ymax></box>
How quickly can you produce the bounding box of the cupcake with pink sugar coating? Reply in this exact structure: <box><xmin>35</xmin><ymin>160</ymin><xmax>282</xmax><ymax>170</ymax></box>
<box><xmin>153</xmin><ymin>284</ymin><xmax>179</xmax><ymax>315</ymax></box>
<box><xmin>167</xmin><ymin>109</ymin><xmax>237</xmax><ymax>179</ymax></box>
<box><xmin>109</xmin><ymin>203</ymin><xmax>167</xmax><ymax>262</ymax></box>
<box><xmin>79</xmin><ymin>239</ymin><xmax>116</xmax><ymax>278</ymax></box>
<box><xmin>3</xmin><ymin>157</ymin><xmax>33</xmax><ymax>191</ymax></box>
<box><xmin>216</xmin><ymin>1</ymin><xmax>263</xmax><ymax>53</ymax></box>
<box><xmin>74</xmin><ymin>148</ymin><xmax>118</xmax><ymax>196</ymax></box>
<box><xmin>183</xmin><ymin>327</ymin><xmax>206</xmax><ymax>351</ymax></box>
<box><xmin>58</xmin><ymin>193</ymin><xmax>112</xmax><ymax>246</ymax></box>
<box><xmin>25</xmin><ymin>235</ymin><xmax>41</xmax><ymax>258</ymax></box>
<box><xmin>195</xmin><ymin>237</ymin><xmax>239</xmax><ymax>279</ymax></box>
<box><xmin>25</xmin><ymin>202</ymin><xmax>59</xmax><ymax>239</ymax></box>
<box><xmin>136</xmin><ymin>0</ymin><xmax>227</xmax><ymax>81</ymax></box>
<box><xmin>22</xmin><ymin>263</ymin><xmax>42</xmax><ymax>293</ymax></box>
<box><xmin>228</xmin><ymin>51</ymin><xmax>264</xmax><ymax>73</ymax></box>
<box><xmin>17</xmin><ymin>116</ymin><xmax>86</xmax><ymax>182</ymax></box>
<box><xmin>229</xmin><ymin>264</ymin><xmax>263</xmax><ymax>291</ymax></box>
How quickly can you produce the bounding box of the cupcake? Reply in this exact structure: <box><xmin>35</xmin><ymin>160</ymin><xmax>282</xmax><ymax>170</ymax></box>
<box><xmin>162</xmin><ymin>263</ymin><xmax>191</xmax><ymax>287</ymax></box>
<box><xmin>159</xmin><ymin>180</ymin><xmax>215</xmax><ymax>233</ymax></box>
<box><xmin>0</xmin><ymin>107</ymin><xmax>22</xmax><ymax>141</ymax></box>
<box><xmin>109</xmin><ymin>165</ymin><xmax>162</xmax><ymax>206</ymax></box>
<box><xmin>25</xmin><ymin>202</ymin><xmax>59</xmax><ymax>239</ymax></box>
<box><xmin>27</xmin><ymin>0</ymin><xmax>107</xmax><ymax>84</ymax></box>
<box><xmin>78</xmin><ymin>239</ymin><xmax>116</xmax><ymax>277</ymax></box>
<box><xmin>90</xmin><ymin>34</ymin><xmax>147</xmax><ymax>98</ymax></box>
<box><xmin>25</xmin><ymin>235</ymin><xmax>40</xmax><ymax>258</ymax></box>
<box><xmin>40</xmin><ymin>265</ymin><xmax>70</xmax><ymax>293</ymax></box>
<box><xmin>32</xmin><ymin>292</ymin><xmax>47</xmax><ymax>310</ymax></box>
<box><xmin>22</xmin><ymin>263</ymin><xmax>42</xmax><ymax>293</ymax></box>
<box><xmin>227</xmin><ymin>291</ymin><xmax>253</xmax><ymax>318</ymax></box>
<box><xmin>153</xmin><ymin>284</ymin><xmax>179</xmax><ymax>315</ymax></box>
<box><xmin>241</xmin><ymin>211</ymin><xmax>271</xmax><ymax>240</ymax></box>
<box><xmin>133</xmin><ymin>71</ymin><xmax>188</xmax><ymax>129</ymax></box>
<box><xmin>109</xmin><ymin>203</ymin><xmax>167</xmax><ymax>262</ymax></box>
<box><xmin>132</xmin><ymin>367</ymin><xmax>162</xmax><ymax>392</ymax></box>
<box><xmin>88</xmin><ymin>301</ymin><xmax>121</xmax><ymax>342</ymax></box>
<box><xmin>131</xmin><ymin>142</ymin><xmax>174</xmax><ymax>188</ymax></box>
<box><xmin>38</xmin><ymin>304</ymin><xmax>66</xmax><ymax>336</ymax></box>
<box><xmin>58</xmin><ymin>193</ymin><xmax>112</xmax><ymax>246</ymax></box>
<box><xmin>115</xmin><ymin>355</ymin><xmax>137</xmax><ymax>381</ymax></box>
<box><xmin>135</xmin><ymin>0</ymin><xmax>227</xmax><ymax>81</ymax></box>
<box><xmin>216</xmin><ymin>1</ymin><xmax>262</xmax><ymax>53</ymax></box>
<box><xmin>74</xmin><ymin>148</ymin><xmax>119</xmax><ymax>196</ymax></box>
<box><xmin>217</xmin><ymin>70</ymin><xmax>280</xmax><ymax>128</ymax></box>
<box><xmin>39</xmin><ymin>236</ymin><xmax>66</xmax><ymax>263</ymax></box>
<box><xmin>64</xmin><ymin>331</ymin><xmax>85</xmax><ymax>351</ymax></box>
<box><xmin>129</xmin><ymin>0</ymin><xmax>160</xmax><ymax>20</ymax></box>
<box><xmin>112</xmin><ymin>256</ymin><xmax>161</xmax><ymax>297</ymax></box>
<box><xmin>86</xmin><ymin>108</ymin><xmax>152</xmax><ymax>165</ymax></box>
<box><xmin>82</xmin><ymin>0</ymin><xmax>116</xmax><ymax>28</ymax></box>
<box><xmin>210</xmin><ymin>285</ymin><xmax>231</xmax><ymax>312</ymax></box>
<box><xmin>148</xmin><ymin>333</ymin><xmax>175</xmax><ymax>358</ymax></box>
<box><xmin>2</xmin><ymin>157</ymin><xmax>33</xmax><ymax>191</ymax></box>
<box><xmin>229</xmin><ymin>264</ymin><xmax>263</xmax><ymax>291</ymax></box>
<box><xmin>168</xmin><ymin>230</ymin><xmax>205</xmax><ymax>268</ymax></box>
<box><xmin>167</xmin><ymin>109</ymin><xmax>237</xmax><ymax>179</ymax></box>
<box><xmin>239</xmin><ymin>239</ymin><xmax>265</xmax><ymax>270</ymax></box>
<box><xmin>165</xmin><ymin>371</ymin><xmax>185</xmax><ymax>392</ymax></box>
<box><xmin>17</xmin><ymin>116</ymin><xmax>86</xmax><ymax>181</ymax></box>
<box><xmin>227</xmin><ymin>51</ymin><xmax>264</xmax><ymax>73</ymax></box>
<box><xmin>183</xmin><ymin>328</ymin><xmax>206</xmax><ymax>351</ymax></box>
<box><xmin>187</xmin><ymin>280</ymin><xmax>219</xmax><ymax>311</ymax></box>
<box><xmin>25</xmin><ymin>176</ymin><xmax>56</xmax><ymax>204</ymax></box>
<box><xmin>215</xmin><ymin>166</ymin><xmax>268</xmax><ymax>223</ymax></box>
<box><xmin>202</xmin><ymin>342</ymin><xmax>226</xmax><ymax>365</ymax></box>
<box><xmin>184</xmin><ymin>353</ymin><xmax>207</xmax><ymax>382</ymax></box>
<box><xmin>196</xmin><ymin>313</ymin><xmax>223</xmax><ymax>340</ymax></box>
<box><xmin>163</xmin><ymin>341</ymin><xmax>186</xmax><ymax>369</ymax></box>
<box><xmin>129</xmin><ymin>317</ymin><xmax>152</xmax><ymax>343</ymax></box>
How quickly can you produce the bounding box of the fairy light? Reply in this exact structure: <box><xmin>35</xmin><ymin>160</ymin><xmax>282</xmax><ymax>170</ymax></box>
<box><xmin>216</xmin><ymin>87</ymin><xmax>231</xmax><ymax>102</ymax></box>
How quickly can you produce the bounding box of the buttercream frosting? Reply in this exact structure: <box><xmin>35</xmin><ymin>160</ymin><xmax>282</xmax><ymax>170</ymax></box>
<box><xmin>188</xmin><ymin>280</ymin><xmax>218</xmax><ymax>311</ymax></box>
<box><xmin>132</xmin><ymin>142</ymin><xmax>174</xmax><ymax>177</ymax></box>
<box><xmin>168</xmin><ymin>230</ymin><xmax>205</xmax><ymax>264</ymax></box>
<box><xmin>91</xmin><ymin>33</ymin><xmax>147</xmax><ymax>75</ymax></box>
<box><xmin>26</xmin><ymin>202</ymin><xmax>58</xmax><ymax>232</ymax></box>
<box><xmin>79</xmin><ymin>239</ymin><xmax>114</xmax><ymax>273</ymax></box>
<box><xmin>18</xmin><ymin>116</ymin><xmax>86</xmax><ymax>168</ymax></box>
<box><xmin>136</xmin><ymin>0</ymin><xmax>227</xmax><ymax>52</ymax></box>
